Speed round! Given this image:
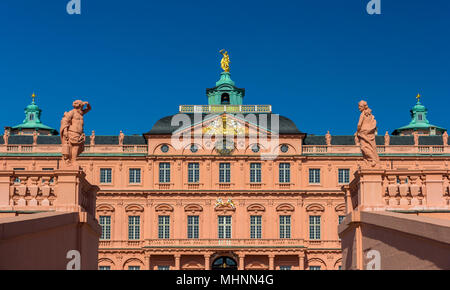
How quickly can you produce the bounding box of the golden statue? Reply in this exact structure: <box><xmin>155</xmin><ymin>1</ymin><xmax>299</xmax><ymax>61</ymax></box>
<box><xmin>219</xmin><ymin>49</ymin><xmax>230</xmax><ymax>72</ymax></box>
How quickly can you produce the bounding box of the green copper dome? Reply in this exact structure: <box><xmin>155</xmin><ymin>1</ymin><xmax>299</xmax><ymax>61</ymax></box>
<box><xmin>11</xmin><ymin>93</ymin><xmax>58</xmax><ymax>135</ymax></box>
<box><xmin>392</xmin><ymin>94</ymin><xmax>446</xmax><ymax>135</ymax></box>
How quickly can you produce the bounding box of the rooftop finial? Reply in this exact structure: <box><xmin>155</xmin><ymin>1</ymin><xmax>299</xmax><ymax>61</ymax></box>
<box><xmin>416</xmin><ymin>93</ymin><xmax>421</xmax><ymax>103</ymax></box>
<box><xmin>31</xmin><ymin>92</ymin><xmax>36</xmax><ymax>103</ymax></box>
<box><xmin>219</xmin><ymin>49</ymin><xmax>230</xmax><ymax>73</ymax></box>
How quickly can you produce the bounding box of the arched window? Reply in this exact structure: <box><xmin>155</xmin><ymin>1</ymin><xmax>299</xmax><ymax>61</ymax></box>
<box><xmin>212</xmin><ymin>256</ymin><xmax>237</xmax><ymax>270</ymax></box>
<box><xmin>221</xmin><ymin>93</ymin><xmax>230</xmax><ymax>105</ymax></box>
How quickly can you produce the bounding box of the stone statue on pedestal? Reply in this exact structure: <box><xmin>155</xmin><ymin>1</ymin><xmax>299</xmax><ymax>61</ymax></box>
<box><xmin>355</xmin><ymin>100</ymin><xmax>379</xmax><ymax>167</ymax></box>
<box><xmin>60</xmin><ymin>100</ymin><xmax>91</xmax><ymax>164</ymax></box>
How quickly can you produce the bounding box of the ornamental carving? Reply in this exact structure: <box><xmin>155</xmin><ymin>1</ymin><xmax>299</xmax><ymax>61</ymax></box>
<box><xmin>215</xmin><ymin>198</ymin><xmax>236</xmax><ymax>209</ymax></box>
<box><xmin>184</xmin><ymin>204</ymin><xmax>203</xmax><ymax>213</ymax></box>
<box><xmin>306</xmin><ymin>203</ymin><xmax>325</xmax><ymax>214</ymax></box>
<box><xmin>247</xmin><ymin>203</ymin><xmax>266</xmax><ymax>213</ymax></box>
<box><xmin>124</xmin><ymin>204</ymin><xmax>145</xmax><ymax>214</ymax></box>
<box><xmin>275</xmin><ymin>203</ymin><xmax>295</xmax><ymax>212</ymax></box>
<box><xmin>155</xmin><ymin>203</ymin><xmax>174</xmax><ymax>214</ymax></box>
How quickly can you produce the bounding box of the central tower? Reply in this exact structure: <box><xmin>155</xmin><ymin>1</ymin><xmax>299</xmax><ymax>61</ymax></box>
<box><xmin>206</xmin><ymin>50</ymin><xmax>245</xmax><ymax>105</ymax></box>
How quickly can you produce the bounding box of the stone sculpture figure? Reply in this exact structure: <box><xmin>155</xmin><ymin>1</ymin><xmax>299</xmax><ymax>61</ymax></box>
<box><xmin>119</xmin><ymin>130</ymin><xmax>124</xmax><ymax>146</ymax></box>
<box><xmin>33</xmin><ymin>131</ymin><xmax>38</xmax><ymax>145</ymax></box>
<box><xmin>443</xmin><ymin>131</ymin><xmax>448</xmax><ymax>146</ymax></box>
<box><xmin>413</xmin><ymin>131</ymin><xmax>419</xmax><ymax>146</ymax></box>
<box><xmin>384</xmin><ymin>131</ymin><xmax>390</xmax><ymax>146</ymax></box>
<box><xmin>3</xmin><ymin>128</ymin><xmax>9</xmax><ymax>146</ymax></box>
<box><xmin>91</xmin><ymin>130</ymin><xmax>95</xmax><ymax>146</ymax></box>
<box><xmin>219</xmin><ymin>49</ymin><xmax>230</xmax><ymax>72</ymax></box>
<box><xmin>355</xmin><ymin>100</ymin><xmax>379</xmax><ymax>167</ymax></box>
<box><xmin>60</xmin><ymin>100</ymin><xmax>91</xmax><ymax>164</ymax></box>
<box><xmin>325</xmin><ymin>131</ymin><xmax>332</xmax><ymax>146</ymax></box>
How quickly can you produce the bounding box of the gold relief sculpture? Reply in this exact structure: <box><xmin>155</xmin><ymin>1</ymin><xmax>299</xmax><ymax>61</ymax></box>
<box><xmin>202</xmin><ymin>115</ymin><xmax>247</xmax><ymax>136</ymax></box>
<box><xmin>215</xmin><ymin>198</ymin><xmax>236</xmax><ymax>209</ymax></box>
<box><xmin>219</xmin><ymin>49</ymin><xmax>230</xmax><ymax>72</ymax></box>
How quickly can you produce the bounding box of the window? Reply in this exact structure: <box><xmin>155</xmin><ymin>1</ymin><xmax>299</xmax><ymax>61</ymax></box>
<box><xmin>128</xmin><ymin>266</ymin><xmax>140</xmax><ymax>270</ymax></box>
<box><xmin>338</xmin><ymin>215</ymin><xmax>345</xmax><ymax>225</ymax></box>
<box><xmin>219</xmin><ymin>163</ymin><xmax>231</xmax><ymax>183</ymax></box>
<box><xmin>250</xmin><ymin>215</ymin><xmax>262</xmax><ymax>239</ymax></box>
<box><xmin>309</xmin><ymin>216</ymin><xmax>321</xmax><ymax>240</ymax></box>
<box><xmin>310</xmin><ymin>266</ymin><xmax>321</xmax><ymax>270</ymax></box>
<box><xmin>128</xmin><ymin>216</ymin><xmax>140</xmax><ymax>240</ymax></box>
<box><xmin>250</xmin><ymin>163</ymin><xmax>261</xmax><ymax>183</ymax></box>
<box><xmin>279</xmin><ymin>266</ymin><xmax>291</xmax><ymax>270</ymax></box>
<box><xmin>187</xmin><ymin>215</ymin><xmax>199</xmax><ymax>239</ymax></box>
<box><xmin>29</xmin><ymin>114</ymin><xmax>34</xmax><ymax>121</ymax></box>
<box><xmin>99</xmin><ymin>216</ymin><xmax>111</xmax><ymax>240</ymax></box>
<box><xmin>221</xmin><ymin>93</ymin><xmax>230</xmax><ymax>104</ymax></box>
<box><xmin>100</xmin><ymin>168</ymin><xmax>112</xmax><ymax>184</ymax></box>
<box><xmin>129</xmin><ymin>168</ymin><xmax>141</xmax><ymax>184</ymax></box>
<box><xmin>218</xmin><ymin>216</ymin><xmax>232</xmax><ymax>239</ymax></box>
<box><xmin>338</xmin><ymin>169</ymin><xmax>350</xmax><ymax>184</ymax></box>
<box><xmin>279</xmin><ymin>163</ymin><xmax>291</xmax><ymax>183</ymax></box>
<box><xmin>161</xmin><ymin>145</ymin><xmax>169</xmax><ymax>153</ymax></box>
<box><xmin>309</xmin><ymin>169</ymin><xmax>320</xmax><ymax>184</ymax></box>
<box><xmin>158</xmin><ymin>265</ymin><xmax>170</xmax><ymax>270</ymax></box>
<box><xmin>158</xmin><ymin>215</ymin><xmax>170</xmax><ymax>239</ymax></box>
<box><xmin>279</xmin><ymin>215</ymin><xmax>291</xmax><ymax>239</ymax></box>
<box><xmin>188</xmin><ymin>163</ymin><xmax>199</xmax><ymax>183</ymax></box>
<box><xmin>13</xmin><ymin>168</ymin><xmax>24</xmax><ymax>183</ymax></box>
<box><xmin>418</xmin><ymin>114</ymin><xmax>423</xmax><ymax>121</ymax></box>
<box><xmin>99</xmin><ymin>266</ymin><xmax>111</xmax><ymax>270</ymax></box>
<box><xmin>159</xmin><ymin>163</ymin><xmax>170</xmax><ymax>183</ymax></box>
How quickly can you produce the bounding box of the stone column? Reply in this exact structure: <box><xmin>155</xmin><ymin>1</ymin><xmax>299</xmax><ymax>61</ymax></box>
<box><xmin>204</xmin><ymin>253</ymin><xmax>211</xmax><ymax>270</ymax></box>
<box><xmin>238</xmin><ymin>253</ymin><xmax>245</xmax><ymax>270</ymax></box>
<box><xmin>298</xmin><ymin>252</ymin><xmax>305</xmax><ymax>270</ymax></box>
<box><xmin>268</xmin><ymin>254</ymin><xmax>275</xmax><ymax>270</ymax></box>
<box><xmin>147</xmin><ymin>254</ymin><xmax>152</xmax><ymax>270</ymax></box>
<box><xmin>175</xmin><ymin>254</ymin><xmax>181</xmax><ymax>270</ymax></box>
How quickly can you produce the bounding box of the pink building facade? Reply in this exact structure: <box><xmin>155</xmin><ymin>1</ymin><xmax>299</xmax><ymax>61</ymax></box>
<box><xmin>1</xmin><ymin>71</ymin><xmax>449</xmax><ymax>270</ymax></box>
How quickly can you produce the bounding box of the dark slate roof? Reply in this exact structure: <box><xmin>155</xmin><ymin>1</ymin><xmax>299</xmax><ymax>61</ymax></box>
<box><xmin>419</xmin><ymin>136</ymin><xmax>444</xmax><ymax>145</ymax></box>
<box><xmin>145</xmin><ymin>114</ymin><xmax>303</xmax><ymax>135</ymax></box>
<box><xmin>389</xmin><ymin>136</ymin><xmax>414</xmax><ymax>145</ymax></box>
<box><xmin>7</xmin><ymin>136</ymin><xmax>33</xmax><ymax>145</ymax></box>
<box><xmin>303</xmin><ymin>135</ymin><xmax>448</xmax><ymax>146</ymax></box>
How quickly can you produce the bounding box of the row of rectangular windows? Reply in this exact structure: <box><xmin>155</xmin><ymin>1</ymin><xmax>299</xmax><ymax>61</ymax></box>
<box><xmin>99</xmin><ymin>265</ymin><xmax>327</xmax><ymax>270</ymax></box>
<box><xmin>99</xmin><ymin>215</ymin><xmax>346</xmax><ymax>240</ymax></box>
<box><xmin>99</xmin><ymin>166</ymin><xmax>351</xmax><ymax>184</ymax></box>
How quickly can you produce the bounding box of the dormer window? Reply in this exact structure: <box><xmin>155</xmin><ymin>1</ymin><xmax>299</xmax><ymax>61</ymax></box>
<box><xmin>29</xmin><ymin>114</ymin><xmax>34</xmax><ymax>121</ymax></box>
<box><xmin>417</xmin><ymin>114</ymin><xmax>423</xmax><ymax>121</ymax></box>
<box><xmin>221</xmin><ymin>93</ymin><xmax>230</xmax><ymax>105</ymax></box>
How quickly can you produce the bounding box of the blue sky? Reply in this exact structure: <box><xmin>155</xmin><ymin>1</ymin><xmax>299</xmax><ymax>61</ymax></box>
<box><xmin>0</xmin><ymin>0</ymin><xmax>449</xmax><ymax>136</ymax></box>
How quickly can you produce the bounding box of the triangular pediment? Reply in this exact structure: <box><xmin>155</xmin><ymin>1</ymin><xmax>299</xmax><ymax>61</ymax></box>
<box><xmin>173</xmin><ymin>113</ymin><xmax>276</xmax><ymax>137</ymax></box>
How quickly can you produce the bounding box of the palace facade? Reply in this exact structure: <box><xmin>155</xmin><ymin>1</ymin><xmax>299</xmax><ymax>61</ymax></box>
<box><xmin>1</xmin><ymin>69</ymin><xmax>449</xmax><ymax>270</ymax></box>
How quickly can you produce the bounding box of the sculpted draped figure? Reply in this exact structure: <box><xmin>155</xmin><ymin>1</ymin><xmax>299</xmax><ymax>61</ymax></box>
<box><xmin>355</xmin><ymin>100</ymin><xmax>379</xmax><ymax>167</ymax></box>
<box><xmin>60</xmin><ymin>100</ymin><xmax>91</xmax><ymax>164</ymax></box>
<box><xmin>219</xmin><ymin>49</ymin><xmax>230</xmax><ymax>72</ymax></box>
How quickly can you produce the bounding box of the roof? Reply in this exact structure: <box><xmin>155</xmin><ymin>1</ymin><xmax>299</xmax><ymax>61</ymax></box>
<box><xmin>303</xmin><ymin>135</ymin><xmax>448</xmax><ymax>146</ymax></box>
<box><xmin>145</xmin><ymin>113</ymin><xmax>303</xmax><ymax>135</ymax></box>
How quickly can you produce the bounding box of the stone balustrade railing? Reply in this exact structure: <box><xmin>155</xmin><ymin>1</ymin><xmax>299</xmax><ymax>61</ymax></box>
<box><xmin>343</xmin><ymin>169</ymin><xmax>450</xmax><ymax>213</ymax></box>
<box><xmin>99</xmin><ymin>239</ymin><xmax>307</xmax><ymax>248</ymax></box>
<box><xmin>302</xmin><ymin>145</ymin><xmax>449</xmax><ymax>155</ymax></box>
<box><xmin>0</xmin><ymin>168</ymin><xmax>99</xmax><ymax>216</ymax></box>
<box><xmin>1</xmin><ymin>143</ymin><xmax>448</xmax><ymax>156</ymax></box>
<box><xmin>0</xmin><ymin>144</ymin><xmax>148</xmax><ymax>154</ymax></box>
